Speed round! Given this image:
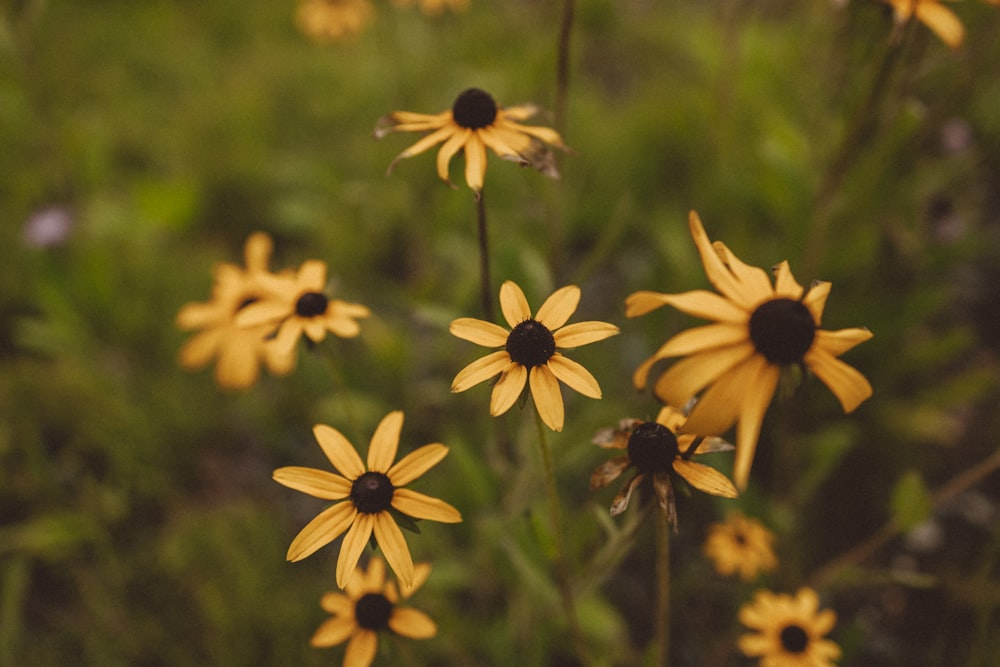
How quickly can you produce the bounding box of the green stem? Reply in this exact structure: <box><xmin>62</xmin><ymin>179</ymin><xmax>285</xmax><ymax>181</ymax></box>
<box><xmin>476</xmin><ymin>190</ymin><xmax>494</xmax><ymax>322</ymax></box>
<box><xmin>654</xmin><ymin>509</ymin><xmax>671</xmax><ymax>667</ymax></box>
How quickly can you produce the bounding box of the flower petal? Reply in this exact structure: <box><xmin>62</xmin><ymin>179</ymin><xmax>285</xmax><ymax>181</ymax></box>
<box><xmin>235</xmin><ymin>300</ymin><xmax>292</xmax><ymax>328</ymax></box>
<box><xmin>298</xmin><ymin>260</ymin><xmax>327</xmax><ymax>290</ymax></box>
<box><xmin>589</xmin><ymin>455</ymin><xmax>630</xmax><ymax>490</ymax></box>
<box><xmin>435</xmin><ymin>126</ymin><xmax>470</xmax><ymax>185</ymax></box>
<box><xmin>546</xmin><ymin>354</ymin><xmax>602</xmax><ymax>399</ymax></box>
<box><xmin>688</xmin><ymin>211</ymin><xmax>757</xmax><ymax>309</ymax></box>
<box><xmin>387</xmin><ymin>124</ymin><xmax>456</xmax><ymax>170</ymax></box>
<box><xmin>313</xmin><ymin>424</ymin><xmax>366</xmax><ymax>479</ymax></box>
<box><xmin>336</xmin><ymin>513</ymin><xmax>375</xmax><ymax>589</ymax></box>
<box><xmin>672</xmin><ymin>459</ymin><xmax>739</xmax><ymax>498</ymax></box>
<box><xmin>647</xmin><ymin>323</ymin><xmax>749</xmax><ymax>358</ymax></box>
<box><xmin>626</xmin><ymin>289</ymin><xmax>749</xmax><ymax>323</ymax></box>
<box><xmin>272</xmin><ymin>466</ymin><xmax>352</xmax><ymax>500</ymax></box>
<box><xmin>463</xmin><ymin>132</ymin><xmax>488</xmax><ymax>194</ymax></box>
<box><xmin>655</xmin><ymin>405</ymin><xmax>688</xmax><ymax>433</ymax></box>
<box><xmin>372</xmin><ymin>512</ymin><xmax>414</xmax><ymax>588</ymax></box>
<box><xmin>310</xmin><ymin>616</ymin><xmax>356</xmax><ymax>648</ymax></box>
<box><xmin>610</xmin><ymin>474</ymin><xmax>642</xmax><ymax>516</ymax></box>
<box><xmin>813</xmin><ymin>327</ymin><xmax>873</xmax><ymax>357</ymax></box>
<box><xmin>287</xmin><ymin>501</ymin><xmax>357</xmax><ymax>562</ymax></box>
<box><xmin>452</xmin><ymin>350</ymin><xmax>511</xmax><ymax>392</ymax></box>
<box><xmin>647</xmin><ymin>342</ymin><xmax>757</xmax><ymax>407</ymax></box>
<box><xmin>368</xmin><ymin>411</ymin><xmax>404</xmax><ymax>473</ymax></box>
<box><xmin>553</xmin><ymin>321</ymin><xmax>620</xmax><ymax>348</ymax></box>
<box><xmin>343</xmin><ymin>629</ymin><xmax>378</xmax><ymax>667</ymax></box>
<box><xmin>771</xmin><ymin>260</ymin><xmax>804</xmax><ymax>299</ymax></box>
<box><xmin>499</xmin><ymin>281</ymin><xmax>531</xmax><ymax>328</ymax></box>
<box><xmin>450</xmin><ymin>318</ymin><xmax>510</xmax><ymax>347</ymax></box>
<box><xmin>535</xmin><ymin>285</ymin><xmax>580</xmax><ymax>330</ymax></box>
<box><xmin>804</xmin><ymin>347</ymin><xmax>873</xmax><ymax>413</ymax></box>
<box><xmin>389</xmin><ymin>607</ymin><xmax>437</xmax><ymax>639</ymax></box>
<box><xmin>916</xmin><ymin>1</ymin><xmax>965</xmax><ymax>48</ymax></box>
<box><xmin>490</xmin><ymin>362</ymin><xmax>527</xmax><ymax>416</ymax></box>
<box><xmin>803</xmin><ymin>281</ymin><xmax>832</xmax><ymax>325</ymax></box>
<box><xmin>392</xmin><ymin>488</ymin><xmax>462</xmax><ymax>523</ymax></box>
<box><xmin>529</xmin><ymin>364</ymin><xmax>565</xmax><ymax>431</ymax></box>
<box><xmin>388</xmin><ymin>443</ymin><xmax>449</xmax><ymax>487</ymax></box>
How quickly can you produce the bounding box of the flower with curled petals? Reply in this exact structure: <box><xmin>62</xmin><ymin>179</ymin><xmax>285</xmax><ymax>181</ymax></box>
<box><xmin>626</xmin><ymin>211</ymin><xmax>873</xmax><ymax>490</ymax></box>
<box><xmin>450</xmin><ymin>280</ymin><xmax>619</xmax><ymax>432</ymax></box>
<box><xmin>273</xmin><ymin>411</ymin><xmax>461</xmax><ymax>589</ymax></box>
<box><xmin>311</xmin><ymin>556</ymin><xmax>436</xmax><ymax>667</ymax></box>
<box><xmin>738</xmin><ymin>588</ymin><xmax>841</xmax><ymax>667</ymax></box>
<box><xmin>589</xmin><ymin>405</ymin><xmax>738</xmax><ymax>529</ymax></box>
<box><xmin>704</xmin><ymin>512</ymin><xmax>778</xmax><ymax>581</ymax></box>
<box><xmin>376</xmin><ymin>88</ymin><xmax>568</xmax><ymax>197</ymax></box>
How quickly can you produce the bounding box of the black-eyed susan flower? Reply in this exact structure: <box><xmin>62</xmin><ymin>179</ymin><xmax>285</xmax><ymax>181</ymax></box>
<box><xmin>626</xmin><ymin>211</ymin><xmax>873</xmax><ymax>490</ymax></box>
<box><xmin>236</xmin><ymin>259</ymin><xmax>370</xmax><ymax>355</ymax></box>
<box><xmin>273</xmin><ymin>411</ymin><xmax>461</xmax><ymax>589</ymax></box>
<box><xmin>589</xmin><ymin>405</ymin><xmax>738</xmax><ymax>528</ymax></box>
<box><xmin>738</xmin><ymin>588</ymin><xmax>841</xmax><ymax>667</ymax></box>
<box><xmin>703</xmin><ymin>512</ymin><xmax>778</xmax><ymax>581</ymax></box>
<box><xmin>392</xmin><ymin>0</ymin><xmax>469</xmax><ymax>15</ymax></box>
<box><xmin>450</xmin><ymin>280</ymin><xmax>619</xmax><ymax>432</ymax></box>
<box><xmin>296</xmin><ymin>0</ymin><xmax>375</xmax><ymax>42</ymax></box>
<box><xmin>311</xmin><ymin>556</ymin><xmax>436</xmax><ymax>667</ymax></box>
<box><xmin>375</xmin><ymin>88</ymin><xmax>568</xmax><ymax>197</ymax></box>
<box><xmin>176</xmin><ymin>232</ymin><xmax>295</xmax><ymax>389</ymax></box>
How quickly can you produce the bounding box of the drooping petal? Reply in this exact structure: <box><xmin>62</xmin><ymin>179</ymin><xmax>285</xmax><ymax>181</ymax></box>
<box><xmin>535</xmin><ymin>285</ymin><xmax>581</xmax><ymax>330</ymax></box>
<box><xmin>478</xmin><ymin>125</ymin><xmax>531</xmax><ymax>159</ymax></box>
<box><xmin>625</xmin><ymin>289</ymin><xmax>749</xmax><ymax>322</ymax></box>
<box><xmin>372</xmin><ymin>512</ymin><xmax>414</xmax><ymax>588</ymax></box>
<box><xmin>287</xmin><ymin>501</ymin><xmax>357</xmax><ymax>562</ymax></box>
<box><xmin>546</xmin><ymin>354</ymin><xmax>602</xmax><ymax>399</ymax></box>
<box><xmin>651</xmin><ymin>472</ymin><xmax>678</xmax><ymax>526</ymax></box>
<box><xmin>804</xmin><ymin>347</ymin><xmax>873</xmax><ymax>413</ymax></box>
<box><xmin>490</xmin><ymin>362</ymin><xmax>527</xmax><ymax>416</ymax></box>
<box><xmin>310</xmin><ymin>616</ymin><xmax>357</xmax><ymax>648</ymax></box>
<box><xmin>389</xmin><ymin>607</ymin><xmax>438</xmax><ymax>639</ymax></box>
<box><xmin>553</xmin><ymin>321</ymin><xmax>620</xmax><ymax>348</ymax></box>
<box><xmin>302</xmin><ymin>318</ymin><xmax>329</xmax><ymax>343</ymax></box>
<box><xmin>498</xmin><ymin>103</ymin><xmax>540</xmax><ymax>121</ymax></box>
<box><xmin>451</xmin><ymin>350</ymin><xmax>511</xmax><ymax>392</ymax></box>
<box><xmin>499</xmin><ymin>281</ymin><xmax>531</xmax><ymax>328</ymax></box>
<box><xmin>916</xmin><ymin>0</ymin><xmax>965</xmax><ymax>48</ymax></box>
<box><xmin>343</xmin><ymin>629</ymin><xmax>378</xmax><ymax>667</ymax></box>
<box><xmin>450</xmin><ymin>318</ymin><xmax>510</xmax><ymax>347</ymax></box>
<box><xmin>731</xmin><ymin>359</ymin><xmax>781</xmax><ymax>491</ymax></box>
<box><xmin>673</xmin><ymin>459</ymin><xmax>739</xmax><ymax>498</ymax></box>
<box><xmin>367</xmin><ymin>411</ymin><xmax>404</xmax><ymax>473</ymax></box>
<box><xmin>529</xmin><ymin>364</ymin><xmax>565</xmax><ymax>431</ymax></box>
<box><xmin>589</xmin><ymin>455</ymin><xmax>631</xmax><ymax>490</ymax></box>
<box><xmin>463</xmin><ymin>132</ymin><xmax>488</xmax><ymax>193</ymax></box>
<box><xmin>336</xmin><ymin>513</ymin><xmax>375</xmax><ymax>589</ymax></box>
<box><xmin>610</xmin><ymin>473</ymin><xmax>643</xmax><ymax>516</ymax></box>
<box><xmin>272</xmin><ymin>466</ymin><xmax>352</xmax><ymax>500</ymax></box>
<box><xmin>435</xmin><ymin>126</ymin><xmax>471</xmax><ymax>185</ymax></box>
<box><xmin>313</xmin><ymin>424</ymin><xmax>366</xmax><ymax>479</ymax></box>
<box><xmin>511</xmin><ymin>123</ymin><xmax>567</xmax><ymax>148</ymax></box>
<box><xmin>270</xmin><ymin>318</ymin><xmax>305</xmax><ymax>355</ymax></box>
<box><xmin>392</xmin><ymin>488</ymin><xmax>462</xmax><ymax>522</ymax></box>
<box><xmin>813</xmin><ymin>327</ymin><xmax>873</xmax><ymax>357</ymax></box>
<box><xmin>387</xmin><ymin>124</ymin><xmax>456</xmax><ymax>170</ymax></box>
<box><xmin>647</xmin><ymin>342</ymin><xmax>757</xmax><ymax>407</ymax></box>
<box><xmin>388</xmin><ymin>443</ymin><xmax>449</xmax><ymax>487</ymax></box>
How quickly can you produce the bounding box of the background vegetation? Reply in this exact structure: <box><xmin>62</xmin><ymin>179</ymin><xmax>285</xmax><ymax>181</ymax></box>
<box><xmin>2</xmin><ymin>0</ymin><xmax>999</xmax><ymax>665</ymax></box>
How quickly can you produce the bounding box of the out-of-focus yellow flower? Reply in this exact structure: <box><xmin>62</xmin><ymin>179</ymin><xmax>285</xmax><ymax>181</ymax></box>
<box><xmin>739</xmin><ymin>588</ymin><xmax>841</xmax><ymax>667</ymax></box>
<box><xmin>296</xmin><ymin>0</ymin><xmax>375</xmax><ymax>43</ymax></box>
<box><xmin>882</xmin><ymin>0</ymin><xmax>970</xmax><ymax>49</ymax></box>
<box><xmin>703</xmin><ymin>512</ymin><xmax>778</xmax><ymax>581</ymax></box>
<box><xmin>392</xmin><ymin>0</ymin><xmax>469</xmax><ymax>16</ymax></box>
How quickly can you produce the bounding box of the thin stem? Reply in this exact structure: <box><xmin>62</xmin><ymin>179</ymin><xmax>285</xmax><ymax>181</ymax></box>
<box><xmin>554</xmin><ymin>0</ymin><xmax>575</xmax><ymax>134</ymax></box>
<box><xmin>654</xmin><ymin>509</ymin><xmax>671</xmax><ymax>667</ymax></box>
<box><xmin>533</xmin><ymin>410</ymin><xmax>589</xmax><ymax>665</ymax></box>
<box><xmin>476</xmin><ymin>190</ymin><xmax>494</xmax><ymax>322</ymax></box>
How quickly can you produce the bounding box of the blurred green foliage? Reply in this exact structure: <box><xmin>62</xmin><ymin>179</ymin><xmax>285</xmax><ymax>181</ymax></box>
<box><xmin>2</xmin><ymin>0</ymin><xmax>1000</xmax><ymax>665</ymax></box>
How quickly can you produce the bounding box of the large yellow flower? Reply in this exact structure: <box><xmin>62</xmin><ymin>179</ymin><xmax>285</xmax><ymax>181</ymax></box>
<box><xmin>296</xmin><ymin>0</ymin><xmax>375</xmax><ymax>43</ymax></box>
<box><xmin>176</xmin><ymin>232</ymin><xmax>295</xmax><ymax>389</ymax></box>
<box><xmin>589</xmin><ymin>406</ymin><xmax>738</xmax><ymax>529</ymax></box>
<box><xmin>626</xmin><ymin>211</ymin><xmax>873</xmax><ymax>490</ymax></box>
<box><xmin>703</xmin><ymin>512</ymin><xmax>778</xmax><ymax>581</ymax></box>
<box><xmin>376</xmin><ymin>88</ymin><xmax>568</xmax><ymax>196</ymax></box>
<box><xmin>311</xmin><ymin>557</ymin><xmax>436</xmax><ymax>667</ymax></box>
<box><xmin>738</xmin><ymin>588</ymin><xmax>841</xmax><ymax>667</ymax></box>
<box><xmin>273</xmin><ymin>411</ymin><xmax>461</xmax><ymax>589</ymax></box>
<box><xmin>450</xmin><ymin>280</ymin><xmax>619</xmax><ymax>432</ymax></box>
<box><xmin>236</xmin><ymin>259</ymin><xmax>370</xmax><ymax>355</ymax></box>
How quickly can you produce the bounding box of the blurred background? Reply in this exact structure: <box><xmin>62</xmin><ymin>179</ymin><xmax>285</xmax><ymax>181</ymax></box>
<box><xmin>2</xmin><ymin>0</ymin><xmax>999</xmax><ymax>665</ymax></box>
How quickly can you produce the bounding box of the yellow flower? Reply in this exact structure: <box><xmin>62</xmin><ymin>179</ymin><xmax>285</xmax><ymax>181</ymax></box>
<box><xmin>273</xmin><ymin>411</ymin><xmax>462</xmax><ymax>589</ymax></box>
<box><xmin>376</xmin><ymin>88</ymin><xmax>568</xmax><ymax>197</ymax></box>
<box><xmin>236</xmin><ymin>259</ymin><xmax>370</xmax><ymax>355</ymax></box>
<box><xmin>176</xmin><ymin>232</ymin><xmax>295</xmax><ymax>389</ymax></box>
<box><xmin>296</xmin><ymin>0</ymin><xmax>375</xmax><ymax>43</ymax></box>
<box><xmin>450</xmin><ymin>280</ymin><xmax>619</xmax><ymax>432</ymax></box>
<box><xmin>703</xmin><ymin>512</ymin><xmax>778</xmax><ymax>581</ymax></box>
<box><xmin>738</xmin><ymin>588</ymin><xmax>841</xmax><ymax>667</ymax></box>
<box><xmin>589</xmin><ymin>406</ymin><xmax>738</xmax><ymax>528</ymax></box>
<box><xmin>311</xmin><ymin>556</ymin><xmax>436</xmax><ymax>667</ymax></box>
<box><xmin>626</xmin><ymin>211</ymin><xmax>873</xmax><ymax>490</ymax></box>
<box><xmin>884</xmin><ymin>0</ymin><xmax>964</xmax><ymax>48</ymax></box>
<box><xmin>392</xmin><ymin>0</ymin><xmax>469</xmax><ymax>15</ymax></box>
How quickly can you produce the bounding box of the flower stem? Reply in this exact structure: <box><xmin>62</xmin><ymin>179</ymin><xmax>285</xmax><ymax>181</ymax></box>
<box><xmin>654</xmin><ymin>508</ymin><xmax>671</xmax><ymax>667</ymax></box>
<box><xmin>533</xmin><ymin>411</ymin><xmax>589</xmax><ymax>665</ymax></box>
<box><xmin>554</xmin><ymin>0</ymin><xmax>576</xmax><ymax>134</ymax></box>
<box><xmin>476</xmin><ymin>190</ymin><xmax>495</xmax><ymax>322</ymax></box>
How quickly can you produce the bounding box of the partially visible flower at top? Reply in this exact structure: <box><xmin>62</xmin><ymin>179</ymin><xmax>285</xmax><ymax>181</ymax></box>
<box><xmin>703</xmin><ymin>512</ymin><xmax>778</xmax><ymax>581</ymax></box>
<box><xmin>589</xmin><ymin>405</ymin><xmax>738</xmax><ymax>529</ymax></box>
<box><xmin>236</xmin><ymin>258</ymin><xmax>370</xmax><ymax>355</ymax></box>
<box><xmin>375</xmin><ymin>88</ymin><xmax>568</xmax><ymax>197</ymax></box>
<box><xmin>883</xmin><ymin>0</ymin><xmax>964</xmax><ymax>48</ymax></box>
<box><xmin>739</xmin><ymin>588</ymin><xmax>841</xmax><ymax>667</ymax></box>
<box><xmin>272</xmin><ymin>411</ymin><xmax>462</xmax><ymax>589</ymax></box>
<box><xmin>176</xmin><ymin>232</ymin><xmax>295</xmax><ymax>390</ymax></box>
<box><xmin>311</xmin><ymin>556</ymin><xmax>436</xmax><ymax>667</ymax></box>
<box><xmin>392</xmin><ymin>0</ymin><xmax>469</xmax><ymax>16</ymax></box>
<box><xmin>450</xmin><ymin>280</ymin><xmax>619</xmax><ymax>432</ymax></box>
<box><xmin>296</xmin><ymin>0</ymin><xmax>375</xmax><ymax>43</ymax></box>
<box><xmin>626</xmin><ymin>211</ymin><xmax>873</xmax><ymax>490</ymax></box>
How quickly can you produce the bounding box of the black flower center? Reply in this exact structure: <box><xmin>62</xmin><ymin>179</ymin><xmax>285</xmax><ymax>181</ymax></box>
<box><xmin>626</xmin><ymin>422</ymin><xmax>680</xmax><ymax>475</ymax></box>
<box><xmin>295</xmin><ymin>291</ymin><xmax>328</xmax><ymax>318</ymax></box>
<box><xmin>779</xmin><ymin>624</ymin><xmax>810</xmax><ymax>654</ymax></box>
<box><xmin>749</xmin><ymin>298</ymin><xmax>816</xmax><ymax>365</ymax></box>
<box><xmin>350</xmin><ymin>472</ymin><xmax>395</xmax><ymax>514</ymax></box>
<box><xmin>355</xmin><ymin>593</ymin><xmax>393</xmax><ymax>631</ymax></box>
<box><xmin>505</xmin><ymin>319</ymin><xmax>556</xmax><ymax>368</ymax></box>
<box><xmin>452</xmin><ymin>88</ymin><xmax>498</xmax><ymax>129</ymax></box>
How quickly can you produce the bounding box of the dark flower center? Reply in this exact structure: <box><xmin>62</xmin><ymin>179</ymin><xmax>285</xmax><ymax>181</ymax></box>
<box><xmin>627</xmin><ymin>422</ymin><xmax>680</xmax><ymax>474</ymax></box>
<box><xmin>748</xmin><ymin>298</ymin><xmax>816</xmax><ymax>365</ymax></box>
<box><xmin>295</xmin><ymin>291</ymin><xmax>328</xmax><ymax>318</ymax></box>
<box><xmin>355</xmin><ymin>593</ymin><xmax>393</xmax><ymax>631</ymax></box>
<box><xmin>452</xmin><ymin>88</ymin><xmax>498</xmax><ymax>129</ymax></box>
<box><xmin>505</xmin><ymin>319</ymin><xmax>556</xmax><ymax>368</ymax></box>
<box><xmin>779</xmin><ymin>624</ymin><xmax>810</xmax><ymax>654</ymax></box>
<box><xmin>350</xmin><ymin>472</ymin><xmax>395</xmax><ymax>514</ymax></box>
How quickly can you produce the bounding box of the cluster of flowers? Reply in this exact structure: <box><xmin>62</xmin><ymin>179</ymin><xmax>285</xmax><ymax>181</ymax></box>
<box><xmin>177</xmin><ymin>86</ymin><xmax>874</xmax><ymax>666</ymax></box>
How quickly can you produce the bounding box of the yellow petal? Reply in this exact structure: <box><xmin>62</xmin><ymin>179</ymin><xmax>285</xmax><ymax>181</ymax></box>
<box><xmin>313</xmin><ymin>424</ymin><xmax>366</xmax><ymax>479</ymax></box>
<box><xmin>450</xmin><ymin>317</ymin><xmax>510</xmax><ymax>347</ymax></box>
<box><xmin>287</xmin><ymin>501</ymin><xmax>357</xmax><ymax>562</ymax></box>
<box><xmin>803</xmin><ymin>280</ymin><xmax>832</xmax><ymax>325</ymax></box>
<box><xmin>372</xmin><ymin>512</ymin><xmax>414</xmax><ymax>589</ymax></box>
<box><xmin>310</xmin><ymin>616</ymin><xmax>356</xmax><ymax>648</ymax></box>
<box><xmin>529</xmin><ymin>364</ymin><xmax>565</xmax><ymax>431</ymax></box>
<box><xmin>499</xmin><ymin>281</ymin><xmax>531</xmax><ymax>327</ymax></box>
<box><xmin>463</xmin><ymin>132</ymin><xmax>488</xmax><ymax>193</ymax></box>
<box><xmin>478</xmin><ymin>125</ymin><xmax>531</xmax><ymax>159</ymax></box>
<box><xmin>490</xmin><ymin>362</ymin><xmax>527</xmax><ymax>416</ymax></box>
<box><xmin>389</xmin><ymin>607</ymin><xmax>437</xmax><ymax>639</ymax></box>
<box><xmin>272</xmin><ymin>466</ymin><xmax>352</xmax><ymax>499</ymax></box>
<box><xmin>535</xmin><ymin>285</ymin><xmax>581</xmax><ymax>330</ymax></box>
<box><xmin>498</xmin><ymin>103</ymin><xmax>540</xmax><ymax>121</ymax></box>
<box><xmin>732</xmin><ymin>359</ymin><xmax>781</xmax><ymax>491</ymax></box>
<box><xmin>654</xmin><ymin>405</ymin><xmax>687</xmax><ymax>433</ymax></box>
<box><xmin>367</xmin><ymin>411</ymin><xmax>404</xmax><ymax>473</ymax></box>
<box><xmin>388</xmin><ymin>443</ymin><xmax>449</xmax><ymax>486</ymax></box>
<box><xmin>813</xmin><ymin>327</ymin><xmax>873</xmax><ymax>357</ymax></box>
<box><xmin>771</xmin><ymin>260</ymin><xmax>804</xmax><ymax>299</ymax></box>
<box><xmin>214</xmin><ymin>336</ymin><xmax>263</xmax><ymax>389</ymax></box>
<box><xmin>452</xmin><ymin>350</ymin><xmax>511</xmax><ymax>392</ymax></box>
<box><xmin>336</xmin><ymin>513</ymin><xmax>375</xmax><ymax>589</ymax></box>
<box><xmin>302</xmin><ymin>318</ymin><xmax>328</xmax><ymax>343</ymax></box>
<box><xmin>672</xmin><ymin>459</ymin><xmax>739</xmax><ymax>498</ymax></box>
<box><xmin>235</xmin><ymin>300</ymin><xmax>291</xmax><ymax>328</ymax></box>
<box><xmin>648</xmin><ymin>323</ymin><xmax>749</xmax><ymax>358</ymax></box>
<box><xmin>648</xmin><ymin>342</ymin><xmax>757</xmax><ymax>407</ymax></box>
<box><xmin>392</xmin><ymin>488</ymin><xmax>462</xmax><ymax>522</ymax></box>
<box><xmin>916</xmin><ymin>1</ymin><xmax>965</xmax><ymax>48</ymax></box>
<box><xmin>553</xmin><ymin>321</ymin><xmax>620</xmax><ymax>348</ymax></box>
<box><xmin>343</xmin><ymin>629</ymin><xmax>378</xmax><ymax>667</ymax></box>
<box><xmin>625</xmin><ymin>289</ymin><xmax>748</xmax><ymax>322</ymax></box>
<box><xmin>804</xmin><ymin>347</ymin><xmax>873</xmax><ymax>413</ymax></box>
<box><xmin>435</xmin><ymin>126</ymin><xmax>470</xmax><ymax>185</ymax></box>
<box><xmin>319</xmin><ymin>591</ymin><xmax>355</xmax><ymax>615</ymax></box>
<box><xmin>546</xmin><ymin>354</ymin><xmax>602</xmax><ymax>399</ymax></box>
<box><xmin>512</xmin><ymin>123</ymin><xmax>567</xmax><ymax>148</ymax></box>
<box><xmin>389</xmin><ymin>123</ymin><xmax>456</xmax><ymax>164</ymax></box>
<box><xmin>176</xmin><ymin>300</ymin><xmax>226</xmax><ymax>330</ymax></box>
<box><xmin>243</xmin><ymin>231</ymin><xmax>274</xmax><ymax>272</ymax></box>
<box><xmin>688</xmin><ymin>211</ymin><xmax>757</xmax><ymax>309</ymax></box>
